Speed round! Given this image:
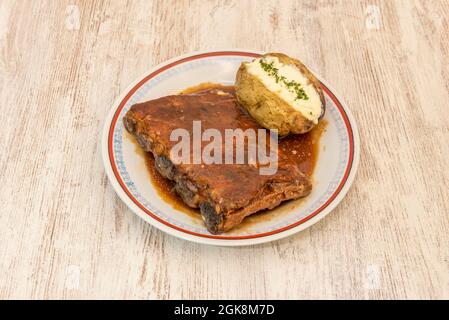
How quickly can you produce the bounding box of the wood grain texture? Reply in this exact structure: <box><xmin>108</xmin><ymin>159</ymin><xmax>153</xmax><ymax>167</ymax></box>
<box><xmin>0</xmin><ymin>0</ymin><xmax>448</xmax><ymax>299</ymax></box>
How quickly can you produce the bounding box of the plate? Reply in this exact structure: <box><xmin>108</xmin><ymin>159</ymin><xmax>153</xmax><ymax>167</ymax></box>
<box><xmin>101</xmin><ymin>50</ymin><xmax>360</xmax><ymax>246</ymax></box>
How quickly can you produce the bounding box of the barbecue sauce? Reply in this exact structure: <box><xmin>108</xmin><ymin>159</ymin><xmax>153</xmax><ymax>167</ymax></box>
<box><xmin>141</xmin><ymin>83</ymin><xmax>326</xmax><ymax>217</ymax></box>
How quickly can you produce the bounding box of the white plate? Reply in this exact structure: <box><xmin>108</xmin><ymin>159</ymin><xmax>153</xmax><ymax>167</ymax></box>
<box><xmin>101</xmin><ymin>50</ymin><xmax>360</xmax><ymax>246</ymax></box>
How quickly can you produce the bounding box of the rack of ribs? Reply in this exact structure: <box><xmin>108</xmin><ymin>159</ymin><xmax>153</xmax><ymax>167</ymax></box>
<box><xmin>123</xmin><ymin>88</ymin><xmax>311</xmax><ymax>234</ymax></box>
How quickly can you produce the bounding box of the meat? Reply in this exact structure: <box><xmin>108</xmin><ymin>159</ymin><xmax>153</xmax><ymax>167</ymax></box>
<box><xmin>123</xmin><ymin>88</ymin><xmax>312</xmax><ymax>234</ymax></box>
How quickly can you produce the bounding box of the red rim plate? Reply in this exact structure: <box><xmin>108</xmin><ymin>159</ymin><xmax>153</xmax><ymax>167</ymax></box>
<box><xmin>108</xmin><ymin>51</ymin><xmax>354</xmax><ymax>240</ymax></box>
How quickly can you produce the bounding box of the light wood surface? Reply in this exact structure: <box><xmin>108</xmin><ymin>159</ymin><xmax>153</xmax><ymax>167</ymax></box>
<box><xmin>0</xmin><ymin>0</ymin><xmax>448</xmax><ymax>299</ymax></box>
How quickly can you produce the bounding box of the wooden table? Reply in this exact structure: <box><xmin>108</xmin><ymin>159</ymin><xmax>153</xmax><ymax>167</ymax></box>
<box><xmin>0</xmin><ymin>0</ymin><xmax>448</xmax><ymax>299</ymax></box>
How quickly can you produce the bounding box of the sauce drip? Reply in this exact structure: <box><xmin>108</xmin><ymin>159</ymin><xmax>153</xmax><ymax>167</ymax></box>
<box><xmin>145</xmin><ymin>153</ymin><xmax>199</xmax><ymax>218</ymax></box>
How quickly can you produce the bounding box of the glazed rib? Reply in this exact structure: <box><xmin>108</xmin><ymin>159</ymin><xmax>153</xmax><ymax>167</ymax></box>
<box><xmin>123</xmin><ymin>88</ymin><xmax>311</xmax><ymax>233</ymax></box>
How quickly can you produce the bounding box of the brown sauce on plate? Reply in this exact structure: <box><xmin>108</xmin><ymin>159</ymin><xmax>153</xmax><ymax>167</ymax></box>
<box><xmin>145</xmin><ymin>152</ymin><xmax>199</xmax><ymax>218</ymax></box>
<box><xmin>138</xmin><ymin>83</ymin><xmax>326</xmax><ymax>221</ymax></box>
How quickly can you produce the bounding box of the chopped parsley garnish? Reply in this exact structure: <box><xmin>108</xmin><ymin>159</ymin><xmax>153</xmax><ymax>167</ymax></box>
<box><xmin>259</xmin><ymin>59</ymin><xmax>309</xmax><ymax>100</ymax></box>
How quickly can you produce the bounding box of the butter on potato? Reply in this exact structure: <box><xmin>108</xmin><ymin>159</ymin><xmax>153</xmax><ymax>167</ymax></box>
<box><xmin>235</xmin><ymin>53</ymin><xmax>325</xmax><ymax>136</ymax></box>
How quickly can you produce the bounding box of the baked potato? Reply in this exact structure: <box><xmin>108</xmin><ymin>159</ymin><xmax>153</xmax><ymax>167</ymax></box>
<box><xmin>235</xmin><ymin>53</ymin><xmax>325</xmax><ymax>136</ymax></box>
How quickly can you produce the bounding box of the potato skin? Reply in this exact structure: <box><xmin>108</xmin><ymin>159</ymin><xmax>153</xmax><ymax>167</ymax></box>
<box><xmin>235</xmin><ymin>53</ymin><xmax>325</xmax><ymax>136</ymax></box>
